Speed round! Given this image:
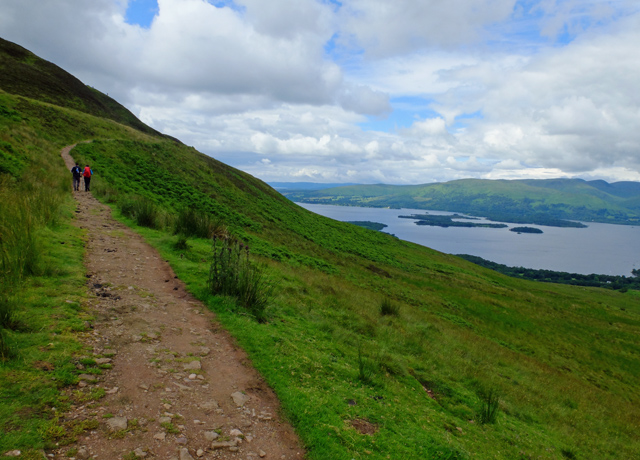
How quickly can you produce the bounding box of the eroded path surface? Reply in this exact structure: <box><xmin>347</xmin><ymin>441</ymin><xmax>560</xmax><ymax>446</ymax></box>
<box><xmin>58</xmin><ymin>145</ymin><xmax>304</xmax><ymax>460</ymax></box>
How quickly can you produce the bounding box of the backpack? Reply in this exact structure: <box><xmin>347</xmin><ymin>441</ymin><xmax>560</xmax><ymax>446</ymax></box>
<box><xmin>83</xmin><ymin>167</ymin><xmax>92</xmax><ymax>177</ymax></box>
<box><xmin>72</xmin><ymin>166</ymin><xmax>81</xmax><ymax>177</ymax></box>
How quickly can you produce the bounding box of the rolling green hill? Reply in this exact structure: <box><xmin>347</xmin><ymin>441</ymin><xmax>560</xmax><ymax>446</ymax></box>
<box><xmin>282</xmin><ymin>178</ymin><xmax>640</xmax><ymax>226</ymax></box>
<box><xmin>1</xmin><ymin>37</ymin><xmax>640</xmax><ymax>459</ymax></box>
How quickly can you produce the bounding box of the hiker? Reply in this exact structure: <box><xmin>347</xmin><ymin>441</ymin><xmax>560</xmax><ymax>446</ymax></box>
<box><xmin>83</xmin><ymin>164</ymin><xmax>93</xmax><ymax>192</ymax></box>
<box><xmin>71</xmin><ymin>163</ymin><xmax>82</xmax><ymax>191</ymax></box>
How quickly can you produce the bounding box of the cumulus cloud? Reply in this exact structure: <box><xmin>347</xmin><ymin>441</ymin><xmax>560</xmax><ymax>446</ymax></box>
<box><xmin>0</xmin><ymin>0</ymin><xmax>387</xmax><ymax>114</ymax></box>
<box><xmin>0</xmin><ymin>0</ymin><xmax>638</xmax><ymax>184</ymax></box>
<box><xmin>337</xmin><ymin>0</ymin><xmax>515</xmax><ymax>57</ymax></box>
<box><xmin>454</xmin><ymin>14</ymin><xmax>640</xmax><ymax>176</ymax></box>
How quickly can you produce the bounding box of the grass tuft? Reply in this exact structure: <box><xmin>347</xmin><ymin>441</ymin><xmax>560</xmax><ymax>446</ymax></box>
<box><xmin>208</xmin><ymin>235</ymin><xmax>274</xmax><ymax>322</ymax></box>
<box><xmin>119</xmin><ymin>195</ymin><xmax>161</xmax><ymax>229</ymax></box>
<box><xmin>478</xmin><ymin>388</ymin><xmax>500</xmax><ymax>425</ymax></box>
<box><xmin>379</xmin><ymin>298</ymin><xmax>400</xmax><ymax>317</ymax></box>
<box><xmin>174</xmin><ymin>207</ymin><xmax>216</xmax><ymax>239</ymax></box>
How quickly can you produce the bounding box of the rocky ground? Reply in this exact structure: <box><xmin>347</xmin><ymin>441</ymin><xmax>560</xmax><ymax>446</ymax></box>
<box><xmin>46</xmin><ymin>146</ymin><xmax>306</xmax><ymax>460</ymax></box>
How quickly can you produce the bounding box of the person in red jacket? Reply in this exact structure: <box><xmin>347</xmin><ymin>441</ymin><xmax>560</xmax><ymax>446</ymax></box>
<box><xmin>83</xmin><ymin>165</ymin><xmax>93</xmax><ymax>192</ymax></box>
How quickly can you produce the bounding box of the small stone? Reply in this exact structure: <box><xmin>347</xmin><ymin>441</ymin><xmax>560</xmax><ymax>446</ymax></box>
<box><xmin>196</xmin><ymin>449</ymin><xmax>204</xmax><ymax>457</ymax></box>
<box><xmin>204</xmin><ymin>431</ymin><xmax>219</xmax><ymax>442</ymax></box>
<box><xmin>259</xmin><ymin>450</ymin><xmax>267</xmax><ymax>458</ymax></box>
<box><xmin>230</xmin><ymin>428</ymin><xmax>243</xmax><ymax>437</ymax></box>
<box><xmin>159</xmin><ymin>416</ymin><xmax>171</xmax><ymax>424</ymax></box>
<box><xmin>134</xmin><ymin>447</ymin><xmax>148</xmax><ymax>458</ymax></box>
<box><xmin>176</xmin><ymin>436</ymin><xmax>188</xmax><ymax>445</ymax></box>
<box><xmin>139</xmin><ymin>383</ymin><xmax>149</xmax><ymax>390</ymax></box>
<box><xmin>78</xmin><ymin>374</ymin><xmax>98</xmax><ymax>382</ymax></box>
<box><xmin>154</xmin><ymin>432</ymin><xmax>166</xmax><ymax>441</ymax></box>
<box><xmin>200</xmin><ymin>400</ymin><xmax>219</xmax><ymax>411</ymax></box>
<box><xmin>199</xmin><ymin>347</ymin><xmax>211</xmax><ymax>356</ymax></box>
<box><xmin>105</xmin><ymin>387</ymin><xmax>119</xmax><ymax>394</ymax></box>
<box><xmin>211</xmin><ymin>440</ymin><xmax>238</xmax><ymax>449</ymax></box>
<box><xmin>179</xmin><ymin>448</ymin><xmax>195</xmax><ymax>460</ymax></box>
<box><xmin>183</xmin><ymin>361</ymin><xmax>202</xmax><ymax>370</ymax></box>
<box><xmin>76</xmin><ymin>447</ymin><xmax>90</xmax><ymax>460</ymax></box>
<box><xmin>188</xmin><ymin>374</ymin><xmax>197</xmax><ymax>380</ymax></box>
<box><xmin>231</xmin><ymin>391</ymin><xmax>250</xmax><ymax>407</ymax></box>
<box><xmin>4</xmin><ymin>451</ymin><xmax>21</xmax><ymax>458</ymax></box>
<box><xmin>164</xmin><ymin>403</ymin><xmax>172</xmax><ymax>410</ymax></box>
<box><xmin>106</xmin><ymin>416</ymin><xmax>128</xmax><ymax>431</ymax></box>
<box><xmin>95</xmin><ymin>358</ymin><xmax>112</xmax><ymax>364</ymax></box>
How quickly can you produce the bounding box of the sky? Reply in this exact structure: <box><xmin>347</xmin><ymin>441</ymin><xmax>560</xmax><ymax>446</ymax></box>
<box><xmin>1</xmin><ymin>0</ymin><xmax>639</xmax><ymax>184</ymax></box>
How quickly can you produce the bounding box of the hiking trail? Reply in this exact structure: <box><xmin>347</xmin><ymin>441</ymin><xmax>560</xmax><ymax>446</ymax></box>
<box><xmin>57</xmin><ymin>145</ymin><xmax>304</xmax><ymax>460</ymax></box>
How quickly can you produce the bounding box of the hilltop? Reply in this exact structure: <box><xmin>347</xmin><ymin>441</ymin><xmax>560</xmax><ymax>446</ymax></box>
<box><xmin>281</xmin><ymin>178</ymin><xmax>640</xmax><ymax>226</ymax></box>
<box><xmin>1</xmin><ymin>37</ymin><xmax>640</xmax><ymax>460</ymax></box>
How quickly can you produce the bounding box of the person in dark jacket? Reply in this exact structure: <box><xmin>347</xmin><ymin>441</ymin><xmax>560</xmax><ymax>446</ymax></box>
<box><xmin>71</xmin><ymin>163</ymin><xmax>82</xmax><ymax>191</ymax></box>
<box><xmin>83</xmin><ymin>165</ymin><xmax>93</xmax><ymax>192</ymax></box>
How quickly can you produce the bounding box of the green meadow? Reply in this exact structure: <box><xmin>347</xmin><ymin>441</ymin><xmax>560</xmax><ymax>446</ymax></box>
<box><xmin>1</xmin><ymin>38</ymin><xmax>640</xmax><ymax>459</ymax></box>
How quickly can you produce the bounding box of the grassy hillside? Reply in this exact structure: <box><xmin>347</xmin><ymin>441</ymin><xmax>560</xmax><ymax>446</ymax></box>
<box><xmin>1</xmin><ymin>38</ymin><xmax>640</xmax><ymax>459</ymax></box>
<box><xmin>282</xmin><ymin>178</ymin><xmax>640</xmax><ymax>225</ymax></box>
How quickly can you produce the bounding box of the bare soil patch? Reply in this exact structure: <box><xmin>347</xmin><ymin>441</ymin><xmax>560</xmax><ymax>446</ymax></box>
<box><xmin>348</xmin><ymin>419</ymin><xmax>378</xmax><ymax>436</ymax></box>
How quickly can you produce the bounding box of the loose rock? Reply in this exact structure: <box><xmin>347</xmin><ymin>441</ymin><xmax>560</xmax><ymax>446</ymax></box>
<box><xmin>179</xmin><ymin>448</ymin><xmax>195</xmax><ymax>460</ymax></box>
<box><xmin>184</xmin><ymin>361</ymin><xmax>202</xmax><ymax>370</ymax></box>
<box><xmin>204</xmin><ymin>431</ymin><xmax>219</xmax><ymax>442</ymax></box>
<box><xmin>106</xmin><ymin>416</ymin><xmax>128</xmax><ymax>431</ymax></box>
<box><xmin>200</xmin><ymin>400</ymin><xmax>219</xmax><ymax>411</ymax></box>
<box><xmin>231</xmin><ymin>391</ymin><xmax>250</xmax><ymax>407</ymax></box>
<box><xmin>211</xmin><ymin>440</ymin><xmax>238</xmax><ymax>449</ymax></box>
<box><xmin>76</xmin><ymin>447</ymin><xmax>90</xmax><ymax>460</ymax></box>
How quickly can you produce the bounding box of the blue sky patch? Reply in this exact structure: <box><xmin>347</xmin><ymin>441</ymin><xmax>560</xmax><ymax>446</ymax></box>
<box><xmin>124</xmin><ymin>0</ymin><xmax>158</xmax><ymax>28</ymax></box>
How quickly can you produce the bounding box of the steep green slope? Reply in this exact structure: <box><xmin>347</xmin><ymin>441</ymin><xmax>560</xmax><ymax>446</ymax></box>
<box><xmin>0</xmin><ymin>37</ymin><xmax>168</xmax><ymax>139</ymax></box>
<box><xmin>283</xmin><ymin>178</ymin><xmax>640</xmax><ymax>225</ymax></box>
<box><xmin>1</xmin><ymin>40</ymin><xmax>640</xmax><ymax>459</ymax></box>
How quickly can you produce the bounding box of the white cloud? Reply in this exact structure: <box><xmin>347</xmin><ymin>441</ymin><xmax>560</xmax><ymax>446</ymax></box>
<box><xmin>0</xmin><ymin>0</ymin><xmax>639</xmax><ymax>184</ymax></box>
<box><xmin>337</xmin><ymin>0</ymin><xmax>516</xmax><ymax>57</ymax></box>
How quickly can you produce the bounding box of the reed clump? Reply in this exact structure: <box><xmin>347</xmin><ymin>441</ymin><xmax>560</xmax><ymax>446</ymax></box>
<box><xmin>208</xmin><ymin>235</ymin><xmax>274</xmax><ymax>322</ymax></box>
<box><xmin>119</xmin><ymin>195</ymin><xmax>161</xmax><ymax>229</ymax></box>
<box><xmin>173</xmin><ymin>207</ymin><xmax>216</xmax><ymax>239</ymax></box>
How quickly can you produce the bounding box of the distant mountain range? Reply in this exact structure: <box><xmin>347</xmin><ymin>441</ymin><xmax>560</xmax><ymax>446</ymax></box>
<box><xmin>280</xmin><ymin>178</ymin><xmax>640</xmax><ymax>226</ymax></box>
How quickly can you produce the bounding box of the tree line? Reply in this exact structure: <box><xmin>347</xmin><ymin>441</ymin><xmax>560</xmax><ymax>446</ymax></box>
<box><xmin>457</xmin><ymin>254</ymin><xmax>640</xmax><ymax>291</ymax></box>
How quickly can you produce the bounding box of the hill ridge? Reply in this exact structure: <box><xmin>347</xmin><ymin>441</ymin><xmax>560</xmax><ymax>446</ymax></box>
<box><xmin>282</xmin><ymin>177</ymin><xmax>640</xmax><ymax>225</ymax></box>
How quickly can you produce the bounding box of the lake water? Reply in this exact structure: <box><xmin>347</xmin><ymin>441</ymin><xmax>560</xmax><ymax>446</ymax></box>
<box><xmin>297</xmin><ymin>203</ymin><xmax>640</xmax><ymax>276</ymax></box>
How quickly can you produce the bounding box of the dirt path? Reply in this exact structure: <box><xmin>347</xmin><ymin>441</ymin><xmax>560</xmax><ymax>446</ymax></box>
<box><xmin>57</xmin><ymin>145</ymin><xmax>304</xmax><ymax>460</ymax></box>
